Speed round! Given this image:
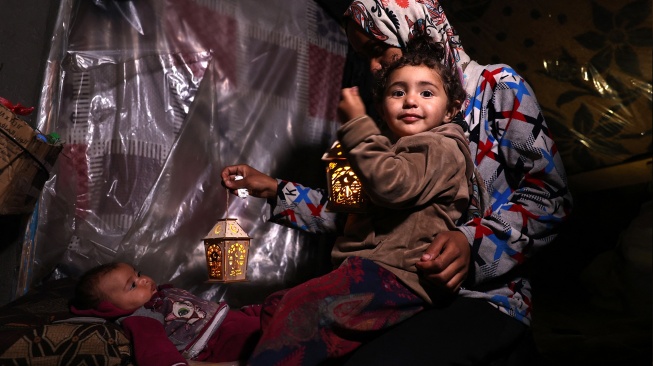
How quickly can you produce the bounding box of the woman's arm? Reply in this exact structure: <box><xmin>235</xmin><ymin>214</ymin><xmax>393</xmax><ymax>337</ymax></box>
<box><xmin>269</xmin><ymin>179</ymin><xmax>340</xmax><ymax>234</ymax></box>
<box><xmin>461</xmin><ymin>64</ymin><xmax>572</xmax><ymax>285</ymax></box>
<box><xmin>221</xmin><ymin>164</ymin><xmax>278</xmax><ymax>200</ymax></box>
<box><xmin>221</xmin><ymin>165</ymin><xmax>340</xmax><ymax>234</ymax></box>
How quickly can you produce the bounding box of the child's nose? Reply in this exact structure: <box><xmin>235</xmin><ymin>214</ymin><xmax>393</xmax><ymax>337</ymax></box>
<box><xmin>404</xmin><ymin>94</ymin><xmax>418</xmax><ymax>107</ymax></box>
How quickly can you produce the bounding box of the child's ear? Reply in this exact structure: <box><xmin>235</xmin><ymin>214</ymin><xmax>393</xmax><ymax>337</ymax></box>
<box><xmin>443</xmin><ymin>106</ymin><xmax>458</xmax><ymax>122</ymax></box>
<box><xmin>444</xmin><ymin>100</ymin><xmax>463</xmax><ymax>122</ymax></box>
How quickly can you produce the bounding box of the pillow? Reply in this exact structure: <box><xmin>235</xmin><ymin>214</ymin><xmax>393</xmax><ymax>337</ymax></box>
<box><xmin>0</xmin><ymin>278</ymin><xmax>132</xmax><ymax>365</ymax></box>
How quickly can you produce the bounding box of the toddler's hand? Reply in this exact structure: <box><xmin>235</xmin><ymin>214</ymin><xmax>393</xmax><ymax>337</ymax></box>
<box><xmin>337</xmin><ymin>87</ymin><xmax>366</xmax><ymax>123</ymax></box>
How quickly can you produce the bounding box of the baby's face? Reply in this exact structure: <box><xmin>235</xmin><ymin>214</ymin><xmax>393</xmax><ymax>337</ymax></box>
<box><xmin>98</xmin><ymin>263</ymin><xmax>157</xmax><ymax>311</ymax></box>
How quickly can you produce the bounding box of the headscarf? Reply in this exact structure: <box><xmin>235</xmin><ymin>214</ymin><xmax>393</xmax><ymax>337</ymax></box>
<box><xmin>344</xmin><ymin>0</ymin><xmax>471</xmax><ymax>79</ymax></box>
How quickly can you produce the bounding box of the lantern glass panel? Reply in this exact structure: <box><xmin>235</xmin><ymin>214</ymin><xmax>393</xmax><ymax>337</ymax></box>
<box><xmin>329</xmin><ymin>163</ymin><xmax>364</xmax><ymax>206</ymax></box>
<box><xmin>225</xmin><ymin>240</ymin><xmax>248</xmax><ymax>281</ymax></box>
<box><xmin>322</xmin><ymin>141</ymin><xmax>366</xmax><ymax>212</ymax></box>
<box><xmin>205</xmin><ymin>241</ymin><xmax>223</xmax><ymax>281</ymax></box>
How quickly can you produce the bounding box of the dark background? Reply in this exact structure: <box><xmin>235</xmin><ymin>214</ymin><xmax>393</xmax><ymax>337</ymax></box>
<box><xmin>0</xmin><ymin>0</ymin><xmax>63</xmax><ymax>308</ymax></box>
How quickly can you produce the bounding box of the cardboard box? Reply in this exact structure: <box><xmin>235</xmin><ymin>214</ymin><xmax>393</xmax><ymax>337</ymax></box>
<box><xmin>0</xmin><ymin>104</ymin><xmax>63</xmax><ymax>215</ymax></box>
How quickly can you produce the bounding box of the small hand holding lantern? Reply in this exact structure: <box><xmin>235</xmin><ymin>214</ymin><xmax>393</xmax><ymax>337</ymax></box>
<box><xmin>321</xmin><ymin>140</ymin><xmax>366</xmax><ymax>212</ymax></box>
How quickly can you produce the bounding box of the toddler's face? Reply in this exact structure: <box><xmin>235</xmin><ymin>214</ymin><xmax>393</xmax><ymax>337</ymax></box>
<box><xmin>381</xmin><ymin>64</ymin><xmax>455</xmax><ymax>138</ymax></box>
<box><xmin>98</xmin><ymin>263</ymin><xmax>157</xmax><ymax>311</ymax></box>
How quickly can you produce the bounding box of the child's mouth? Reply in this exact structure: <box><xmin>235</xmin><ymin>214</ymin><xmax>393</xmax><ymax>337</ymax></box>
<box><xmin>399</xmin><ymin>114</ymin><xmax>421</xmax><ymax>123</ymax></box>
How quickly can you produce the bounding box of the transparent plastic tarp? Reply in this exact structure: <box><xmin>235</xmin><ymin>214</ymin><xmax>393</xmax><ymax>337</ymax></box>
<box><xmin>22</xmin><ymin>0</ymin><xmax>347</xmax><ymax>306</ymax></box>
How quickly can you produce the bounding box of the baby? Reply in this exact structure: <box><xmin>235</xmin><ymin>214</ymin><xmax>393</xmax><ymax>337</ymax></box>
<box><xmin>70</xmin><ymin>262</ymin><xmax>260</xmax><ymax>366</ymax></box>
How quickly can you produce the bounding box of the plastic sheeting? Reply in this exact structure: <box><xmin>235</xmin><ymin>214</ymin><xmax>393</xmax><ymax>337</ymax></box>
<box><xmin>20</xmin><ymin>0</ymin><xmax>348</xmax><ymax>306</ymax></box>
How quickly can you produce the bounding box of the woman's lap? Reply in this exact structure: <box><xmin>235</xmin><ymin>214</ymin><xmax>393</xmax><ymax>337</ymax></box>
<box><xmin>250</xmin><ymin>257</ymin><xmax>426</xmax><ymax>365</ymax></box>
<box><xmin>343</xmin><ymin>296</ymin><xmax>535</xmax><ymax>366</ymax></box>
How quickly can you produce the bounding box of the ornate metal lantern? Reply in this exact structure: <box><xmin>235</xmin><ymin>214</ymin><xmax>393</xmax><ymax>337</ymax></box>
<box><xmin>203</xmin><ymin>218</ymin><xmax>251</xmax><ymax>283</ymax></box>
<box><xmin>321</xmin><ymin>140</ymin><xmax>366</xmax><ymax>212</ymax></box>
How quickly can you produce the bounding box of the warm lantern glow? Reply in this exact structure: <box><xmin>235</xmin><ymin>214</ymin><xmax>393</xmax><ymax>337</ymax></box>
<box><xmin>203</xmin><ymin>218</ymin><xmax>251</xmax><ymax>283</ymax></box>
<box><xmin>321</xmin><ymin>141</ymin><xmax>366</xmax><ymax>212</ymax></box>
<box><xmin>206</xmin><ymin>243</ymin><xmax>223</xmax><ymax>279</ymax></box>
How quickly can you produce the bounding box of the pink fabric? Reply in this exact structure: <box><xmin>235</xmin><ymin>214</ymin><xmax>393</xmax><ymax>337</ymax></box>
<box><xmin>0</xmin><ymin>96</ymin><xmax>34</xmax><ymax>115</ymax></box>
<box><xmin>308</xmin><ymin>43</ymin><xmax>346</xmax><ymax>121</ymax></box>
<box><xmin>194</xmin><ymin>305</ymin><xmax>262</xmax><ymax>363</ymax></box>
<box><xmin>70</xmin><ymin>300</ymin><xmax>133</xmax><ymax>319</ymax></box>
<box><xmin>70</xmin><ymin>297</ymin><xmax>188</xmax><ymax>365</ymax></box>
<box><xmin>121</xmin><ymin>316</ymin><xmax>189</xmax><ymax>366</ymax></box>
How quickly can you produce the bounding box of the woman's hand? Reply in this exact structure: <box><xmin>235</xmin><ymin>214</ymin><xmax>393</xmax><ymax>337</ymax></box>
<box><xmin>221</xmin><ymin>164</ymin><xmax>278</xmax><ymax>200</ymax></box>
<box><xmin>415</xmin><ymin>230</ymin><xmax>471</xmax><ymax>293</ymax></box>
<box><xmin>337</xmin><ymin>87</ymin><xmax>367</xmax><ymax>123</ymax></box>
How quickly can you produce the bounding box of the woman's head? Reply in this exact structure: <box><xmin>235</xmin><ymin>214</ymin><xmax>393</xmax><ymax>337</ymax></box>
<box><xmin>346</xmin><ymin>20</ymin><xmax>403</xmax><ymax>75</ymax></box>
<box><xmin>344</xmin><ymin>0</ymin><xmax>469</xmax><ymax>77</ymax></box>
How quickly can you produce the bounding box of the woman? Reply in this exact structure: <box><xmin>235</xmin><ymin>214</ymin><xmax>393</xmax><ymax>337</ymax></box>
<box><xmin>224</xmin><ymin>0</ymin><xmax>572</xmax><ymax>364</ymax></box>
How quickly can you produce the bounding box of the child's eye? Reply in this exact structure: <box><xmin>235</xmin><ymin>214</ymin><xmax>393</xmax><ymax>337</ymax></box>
<box><xmin>130</xmin><ymin>281</ymin><xmax>136</xmax><ymax>290</ymax></box>
<box><xmin>390</xmin><ymin>90</ymin><xmax>405</xmax><ymax>97</ymax></box>
<box><xmin>421</xmin><ymin>90</ymin><xmax>434</xmax><ymax>98</ymax></box>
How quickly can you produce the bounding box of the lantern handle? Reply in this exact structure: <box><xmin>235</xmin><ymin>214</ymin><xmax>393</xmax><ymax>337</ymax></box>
<box><xmin>225</xmin><ymin>186</ymin><xmax>230</xmax><ymax>219</ymax></box>
<box><xmin>225</xmin><ymin>175</ymin><xmax>248</xmax><ymax>219</ymax></box>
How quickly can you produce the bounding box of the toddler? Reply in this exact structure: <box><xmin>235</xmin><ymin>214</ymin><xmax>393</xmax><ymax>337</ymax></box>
<box><xmin>243</xmin><ymin>33</ymin><xmax>476</xmax><ymax>365</ymax></box>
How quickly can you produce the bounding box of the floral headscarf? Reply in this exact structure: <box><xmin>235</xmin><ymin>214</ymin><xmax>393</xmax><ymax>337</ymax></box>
<box><xmin>344</xmin><ymin>0</ymin><xmax>471</xmax><ymax>77</ymax></box>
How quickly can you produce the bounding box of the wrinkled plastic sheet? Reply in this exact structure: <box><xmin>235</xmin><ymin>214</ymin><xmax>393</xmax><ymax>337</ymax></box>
<box><xmin>20</xmin><ymin>0</ymin><xmax>347</xmax><ymax>306</ymax></box>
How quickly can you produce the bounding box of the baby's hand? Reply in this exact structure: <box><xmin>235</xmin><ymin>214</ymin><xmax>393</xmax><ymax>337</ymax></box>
<box><xmin>337</xmin><ymin>87</ymin><xmax>366</xmax><ymax>123</ymax></box>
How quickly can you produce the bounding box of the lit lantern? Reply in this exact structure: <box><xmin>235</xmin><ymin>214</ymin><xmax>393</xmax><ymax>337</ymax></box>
<box><xmin>203</xmin><ymin>218</ymin><xmax>251</xmax><ymax>283</ymax></box>
<box><xmin>321</xmin><ymin>140</ymin><xmax>366</xmax><ymax>213</ymax></box>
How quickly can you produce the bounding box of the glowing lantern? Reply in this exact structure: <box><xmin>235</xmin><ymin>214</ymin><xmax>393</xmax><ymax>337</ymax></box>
<box><xmin>321</xmin><ymin>140</ymin><xmax>366</xmax><ymax>212</ymax></box>
<box><xmin>203</xmin><ymin>218</ymin><xmax>251</xmax><ymax>283</ymax></box>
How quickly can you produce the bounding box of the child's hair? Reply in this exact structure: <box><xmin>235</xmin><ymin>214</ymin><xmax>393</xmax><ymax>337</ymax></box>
<box><xmin>373</xmin><ymin>33</ymin><xmax>466</xmax><ymax>111</ymax></box>
<box><xmin>70</xmin><ymin>262</ymin><xmax>121</xmax><ymax>310</ymax></box>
